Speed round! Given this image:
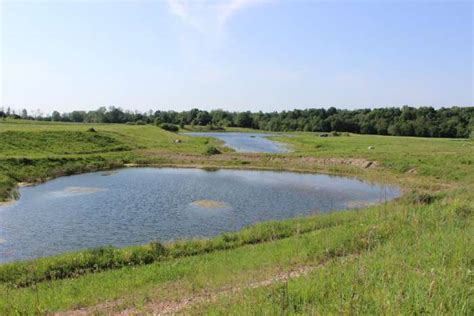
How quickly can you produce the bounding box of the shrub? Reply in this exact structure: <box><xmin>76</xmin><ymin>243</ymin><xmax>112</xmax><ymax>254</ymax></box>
<box><xmin>210</xmin><ymin>126</ymin><xmax>225</xmax><ymax>131</ymax></box>
<box><xmin>149</xmin><ymin>241</ymin><xmax>168</xmax><ymax>257</ymax></box>
<box><xmin>454</xmin><ymin>205</ymin><xmax>472</xmax><ymax>219</ymax></box>
<box><xmin>135</xmin><ymin>120</ymin><xmax>146</xmax><ymax>125</ymax></box>
<box><xmin>410</xmin><ymin>192</ymin><xmax>436</xmax><ymax>205</ymax></box>
<box><xmin>160</xmin><ymin>123</ymin><xmax>179</xmax><ymax>132</ymax></box>
<box><xmin>130</xmin><ymin>248</ymin><xmax>155</xmax><ymax>265</ymax></box>
<box><xmin>205</xmin><ymin>146</ymin><xmax>221</xmax><ymax>155</ymax></box>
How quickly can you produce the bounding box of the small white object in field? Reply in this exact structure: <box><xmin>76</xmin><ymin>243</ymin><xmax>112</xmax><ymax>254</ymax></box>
<box><xmin>368</xmin><ymin>146</ymin><xmax>375</xmax><ymax>150</ymax></box>
<box><xmin>174</xmin><ymin>139</ymin><xmax>182</xmax><ymax>143</ymax></box>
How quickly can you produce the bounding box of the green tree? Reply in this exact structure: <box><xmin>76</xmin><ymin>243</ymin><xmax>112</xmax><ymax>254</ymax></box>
<box><xmin>236</xmin><ymin>111</ymin><xmax>253</xmax><ymax>128</ymax></box>
<box><xmin>51</xmin><ymin>111</ymin><xmax>61</xmax><ymax>121</ymax></box>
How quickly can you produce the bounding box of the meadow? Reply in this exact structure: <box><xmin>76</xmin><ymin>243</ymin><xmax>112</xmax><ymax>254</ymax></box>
<box><xmin>0</xmin><ymin>119</ymin><xmax>472</xmax><ymax>314</ymax></box>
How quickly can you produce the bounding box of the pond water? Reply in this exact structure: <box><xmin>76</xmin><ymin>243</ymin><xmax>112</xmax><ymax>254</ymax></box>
<box><xmin>185</xmin><ymin>132</ymin><xmax>288</xmax><ymax>153</ymax></box>
<box><xmin>0</xmin><ymin>168</ymin><xmax>400</xmax><ymax>263</ymax></box>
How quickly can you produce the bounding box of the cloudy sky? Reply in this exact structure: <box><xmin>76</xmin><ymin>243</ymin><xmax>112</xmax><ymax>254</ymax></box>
<box><xmin>1</xmin><ymin>0</ymin><xmax>472</xmax><ymax>113</ymax></box>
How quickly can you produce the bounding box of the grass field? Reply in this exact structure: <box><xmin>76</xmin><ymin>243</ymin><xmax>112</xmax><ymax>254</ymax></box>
<box><xmin>0</xmin><ymin>119</ymin><xmax>472</xmax><ymax>314</ymax></box>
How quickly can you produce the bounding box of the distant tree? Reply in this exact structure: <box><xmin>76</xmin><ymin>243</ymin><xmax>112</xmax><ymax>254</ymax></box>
<box><xmin>194</xmin><ymin>111</ymin><xmax>212</xmax><ymax>125</ymax></box>
<box><xmin>12</xmin><ymin>105</ymin><xmax>474</xmax><ymax>139</ymax></box>
<box><xmin>51</xmin><ymin>111</ymin><xmax>61</xmax><ymax>121</ymax></box>
<box><xmin>83</xmin><ymin>107</ymin><xmax>106</xmax><ymax>123</ymax></box>
<box><xmin>187</xmin><ymin>108</ymin><xmax>200</xmax><ymax>124</ymax></box>
<box><xmin>105</xmin><ymin>106</ymin><xmax>125</xmax><ymax>123</ymax></box>
<box><xmin>160</xmin><ymin>123</ymin><xmax>179</xmax><ymax>132</ymax></box>
<box><xmin>235</xmin><ymin>111</ymin><xmax>253</xmax><ymax>128</ymax></box>
<box><xmin>375</xmin><ymin>119</ymin><xmax>389</xmax><ymax>135</ymax></box>
<box><xmin>69</xmin><ymin>111</ymin><xmax>86</xmax><ymax>122</ymax></box>
<box><xmin>387</xmin><ymin>123</ymin><xmax>401</xmax><ymax>136</ymax></box>
<box><xmin>326</xmin><ymin>107</ymin><xmax>337</xmax><ymax>116</ymax></box>
<box><xmin>469</xmin><ymin>117</ymin><xmax>474</xmax><ymax>139</ymax></box>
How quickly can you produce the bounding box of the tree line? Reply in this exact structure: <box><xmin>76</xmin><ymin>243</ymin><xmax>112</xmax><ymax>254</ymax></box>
<box><xmin>1</xmin><ymin>105</ymin><xmax>472</xmax><ymax>138</ymax></box>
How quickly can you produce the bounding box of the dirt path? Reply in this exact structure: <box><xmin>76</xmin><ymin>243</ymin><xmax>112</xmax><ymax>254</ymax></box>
<box><xmin>57</xmin><ymin>257</ymin><xmax>350</xmax><ymax>316</ymax></box>
<box><xmin>123</xmin><ymin>265</ymin><xmax>317</xmax><ymax>315</ymax></box>
<box><xmin>137</xmin><ymin>150</ymin><xmax>379</xmax><ymax>170</ymax></box>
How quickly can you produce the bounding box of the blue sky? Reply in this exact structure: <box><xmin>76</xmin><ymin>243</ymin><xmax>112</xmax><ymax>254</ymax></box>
<box><xmin>1</xmin><ymin>0</ymin><xmax>472</xmax><ymax>113</ymax></box>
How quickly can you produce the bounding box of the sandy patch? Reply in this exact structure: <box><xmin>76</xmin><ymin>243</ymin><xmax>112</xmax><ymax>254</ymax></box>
<box><xmin>137</xmin><ymin>150</ymin><xmax>379</xmax><ymax>170</ymax></box>
<box><xmin>0</xmin><ymin>200</ymin><xmax>16</xmax><ymax>207</ymax></box>
<box><xmin>346</xmin><ymin>200</ymin><xmax>373</xmax><ymax>209</ymax></box>
<box><xmin>63</xmin><ymin>187</ymin><xmax>107</xmax><ymax>194</ymax></box>
<box><xmin>18</xmin><ymin>182</ymin><xmax>34</xmax><ymax>187</ymax></box>
<box><xmin>191</xmin><ymin>200</ymin><xmax>229</xmax><ymax>209</ymax></box>
<box><xmin>124</xmin><ymin>163</ymin><xmax>139</xmax><ymax>167</ymax></box>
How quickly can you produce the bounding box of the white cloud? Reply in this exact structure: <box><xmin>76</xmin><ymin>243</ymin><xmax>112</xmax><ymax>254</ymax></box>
<box><xmin>167</xmin><ymin>0</ymin><xmax>188</xmax><ymax>20</ymax></box>
<box><xmin>166</xmin><ymin>0</ymin><xmax>269</xmax><ymax>32</ymax></box>
<box><xmin>217</xmin><ymin>0</ymin><xmax>268</xmax><ymax>26</ymax></box>
<box><xmin>166</xmin><ymin>0</ymin><xmax>206</xmax><ymax>32</ymax></box>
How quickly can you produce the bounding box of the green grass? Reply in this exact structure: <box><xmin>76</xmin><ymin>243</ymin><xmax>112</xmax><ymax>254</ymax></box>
<box><xmin>0</xmin><ymin>130</ymin><xmax>131</xmax><ymax>156</ymax></box>
<box><xmin>0</xmin><ymin>120</ymin><xmax>472</xmax><ymax>314</ymax></box>
<box><xmin>275</xmin><ymin>132</ymin><xmax>474</xmax><ymax>182</ymax></box>
<box><xmin>193</xmin><ymin>191</ymin><xmax>472</xmax><ymax>315</ymax></box>
<box><xmin>0</xmin><ymin>120</ymin><xmax>222</xmax><ymax>200</ymax></box>
<box><xmin>0</xmin><ymin>211</ymin><xmax>352</xmax><ymax>287</ymax></box>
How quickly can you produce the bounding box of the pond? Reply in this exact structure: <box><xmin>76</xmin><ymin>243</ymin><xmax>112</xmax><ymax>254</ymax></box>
<box><xmin>0</xmin><ymin>168</ymin><xmax>400</xmax><ymax>263</ymax></box>
<box><xmin>185</xmin><ymin>132</ymin><xmax>288</xmax><ymax>153</ymax></box>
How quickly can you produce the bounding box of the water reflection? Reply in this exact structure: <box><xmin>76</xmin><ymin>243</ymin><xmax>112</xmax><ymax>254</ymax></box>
<box><xmin>0</xmin><ymin>168</ymin><xmax>399</xmax><ymax>262</ymax></box>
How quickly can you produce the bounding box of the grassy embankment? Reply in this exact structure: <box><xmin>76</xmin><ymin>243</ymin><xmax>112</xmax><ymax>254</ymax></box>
<box><xmin>0</xmin><ymin>120</ymin><xmax>225</xmax><ymax>201</ymax></box>
<box><xmin>0</xmin><ymin>119</ymin><xmax>472</xmax><ymax>314</ymax></box>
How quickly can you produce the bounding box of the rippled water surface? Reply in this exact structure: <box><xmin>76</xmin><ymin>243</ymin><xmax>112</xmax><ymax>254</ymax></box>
<box><xmin>185</xmin><ymin>132</ymin><xmax>288</xmax><ymax>153</ymax></box>
<box><xmin>0</xmin><ymin>168</ymin><xmax>400</xmax><ymax>262</ymax></box>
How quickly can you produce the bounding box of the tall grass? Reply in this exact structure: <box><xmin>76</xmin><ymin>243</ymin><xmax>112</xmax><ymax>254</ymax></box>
<box><xmin>0</xmin><ymin>209</ymin><xmax>354</xmax><ymax>287</ymax></box>
<box><xmin>193</xmin><ymin>191</ymin><xmax>473</xmax><ymax>315</ymax></box>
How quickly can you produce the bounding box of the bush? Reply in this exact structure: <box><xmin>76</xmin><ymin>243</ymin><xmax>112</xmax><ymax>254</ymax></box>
<box><xmin>149</xmin><ymin>241</ymin><xmax>168</xmax><ymax>257</ymax></box>
<box><xmin>410</xmin><ymin>192</ymin><xmax>436</xmax><ymax>205</ymax></box>
<box><xmin>135</xmin><ymin>120</ymin><xmax>146</xmax><ymax>125</ymax></box>
<box><xmin>160</xmin><ymin>123</ymin><xmax>179</xmax><ymax>132</ymax></box>
<box><xmin>454</xmin><ymin>205</ymin><xmax>472</xmax><ymax>219</ymax></box>
<box><xmin>205</xmin><ymin>146</ymin><xmax>221</xmax><ymax>155</ymax></box>
<box><xmin>209</xmin><ymin>126</ymin><xmax>225</xmax><ymax>131</ymax></box>
<box><xmin>87</xmin><ymin>127</ymin><xmax>96</xmax><ymax>132</ymax></box>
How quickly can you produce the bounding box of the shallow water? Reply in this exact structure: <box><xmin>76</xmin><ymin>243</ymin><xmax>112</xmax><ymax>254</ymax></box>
<box><xmin>0</xmin><ymin>168</ymin><xmax>400</xmax><ymax>262</ymax></box>
<box><xmin>185</xmin><ymin>132</ymin><xmax>288</xmax><ymax>153</ymax></box>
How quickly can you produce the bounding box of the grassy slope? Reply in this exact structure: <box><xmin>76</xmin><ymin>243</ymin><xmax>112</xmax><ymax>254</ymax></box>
<box><xmin>0</xmin><ymin>120</ymin><xmax>222</xmax><ymax>200</ymax></box>
<box><xmin>0</xmin><ymin>120</ymin><xmax>472</xmax><ymax>314</ymax></box>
